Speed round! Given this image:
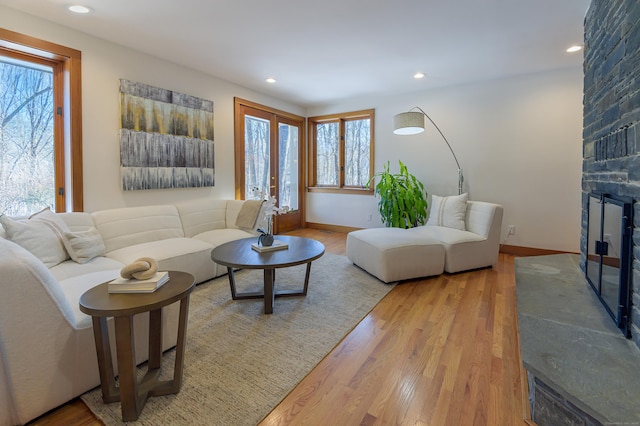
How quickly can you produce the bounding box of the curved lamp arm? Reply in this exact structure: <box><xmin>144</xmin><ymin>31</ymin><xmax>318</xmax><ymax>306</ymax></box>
<box><xmin>393</xmin><ymin>106</ymin><xmax>464</xmax><ymax>195</ymax></box>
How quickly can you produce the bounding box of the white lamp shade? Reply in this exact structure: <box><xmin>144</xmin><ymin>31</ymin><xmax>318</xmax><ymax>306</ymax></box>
<box><xmin>393</xmin><ymin>111</ymin><xmax>425</xmax><ymax>135</ymax></box>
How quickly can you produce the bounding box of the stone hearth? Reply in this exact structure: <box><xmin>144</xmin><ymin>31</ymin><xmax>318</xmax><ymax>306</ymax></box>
<box><xmin>516</xmin><ymin>254</ymin><xmax>640</xmax><ymax>425</ymax></box>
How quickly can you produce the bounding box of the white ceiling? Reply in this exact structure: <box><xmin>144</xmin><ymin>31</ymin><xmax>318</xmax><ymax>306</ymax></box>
<box><xmin>0</xmin><ymin>0</ymin><xmax>591</xmax><ymax>107</ymax></box>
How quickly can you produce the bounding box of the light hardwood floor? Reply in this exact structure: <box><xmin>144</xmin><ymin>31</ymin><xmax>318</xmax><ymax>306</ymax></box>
<box><xmin>29</xmin><ymin>228</ymin><xmax>528</xmax><ymax>425</ymax></box>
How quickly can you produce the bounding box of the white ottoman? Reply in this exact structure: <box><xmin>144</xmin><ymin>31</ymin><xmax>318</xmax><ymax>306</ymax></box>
<box><xmin>346</xmin><ymin>228</ymin><xmax>445</xmax><ymax>283</ymax></box>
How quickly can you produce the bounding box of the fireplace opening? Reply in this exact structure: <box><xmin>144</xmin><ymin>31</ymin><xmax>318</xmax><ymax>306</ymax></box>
<box><xmin>585</xmin><ymin>192</ymin><xmax>633</xmax><ymax>337</ymax></box>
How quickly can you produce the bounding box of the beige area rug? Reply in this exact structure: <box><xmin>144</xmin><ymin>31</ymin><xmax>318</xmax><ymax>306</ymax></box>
<box><xmin>81</xmin><ymin>254</ymin><xmax>395</xmax><ymax>425</ymax></box>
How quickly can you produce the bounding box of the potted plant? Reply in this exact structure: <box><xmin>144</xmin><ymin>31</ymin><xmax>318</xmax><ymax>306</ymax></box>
<box><xmin>369</xmin><ymin>160</ymin><xmax>428</xmax><ymax>228</ymax></box>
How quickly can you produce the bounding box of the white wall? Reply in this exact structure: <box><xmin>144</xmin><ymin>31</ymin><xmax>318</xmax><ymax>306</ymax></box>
<box><xmin>306</xmin><ymin>69</ymin><xmax>584</xmax><ymax>252</ymax></box>
<box><xmin>0</xmin><ymin>6</ymin><xmax>303</xmax><ymax>212</ymax></box>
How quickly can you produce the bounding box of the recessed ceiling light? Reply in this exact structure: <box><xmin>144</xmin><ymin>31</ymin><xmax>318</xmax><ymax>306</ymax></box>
<box><xmin>566</xmin><ymin>45</ymin><xmax>583</xmax><ymax>53</ymax></box>
<box><xmin>414</xmin><ymin>72</ymin><xmax>425</xmax><ymax>79</ymax></box>
<box><xmin>265</xmin><ymin>78</ymin><xmax>276</xmax><ymax>84</ymax></box>
<box><xmin>68</xmin><ymin>5</ymin><xmax>92</xmax><ymax>14</ymax></box>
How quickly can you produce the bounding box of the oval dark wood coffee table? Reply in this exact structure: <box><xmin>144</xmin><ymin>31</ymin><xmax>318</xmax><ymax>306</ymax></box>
<box><xmin>211</xmin><ymin>235</ymin><xmax>325</xmax><ymax>314</ymax></box>
<box><xmin>79</xmin><ymin>271</ymin><xmax>195</xmax><ymax>422</ymax></box>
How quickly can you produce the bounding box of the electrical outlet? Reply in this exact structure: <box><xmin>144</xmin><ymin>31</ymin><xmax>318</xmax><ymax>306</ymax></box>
<box><xmin>367</xmin><ymin>213</ymin><xmax>373</xmax><ymax>222</ymax></box>
<box><xmin>507</xmin><ymin>225</ymin><xmax>516</xmax><ymax>236</ymax></box>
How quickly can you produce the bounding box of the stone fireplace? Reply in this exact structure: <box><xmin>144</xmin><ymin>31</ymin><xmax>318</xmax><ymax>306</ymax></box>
<box><xmin>581</xmin><ymin>0</ymin><xmax>640</xmax><ymax>351</ymax></box>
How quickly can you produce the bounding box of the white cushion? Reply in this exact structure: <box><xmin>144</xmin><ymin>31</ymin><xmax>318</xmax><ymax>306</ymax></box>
<box><xmin>426</xmin><ymin>193</ymin><xmax>468</xmax><ymax>230</ymax></box>
<box><xmin>62</xmin><ymin>227</ymin><xmax>106</xmax><ymax>264</ymax></box>
<box><xmin>465</xmin><ymin>201</ymin><xmax>501</xmax><ymax>238</ymax></box>
<box><xmin>175</xmin><ymin>198</ymin><xmax>228</xmax><ymax>237</ymax></box>
<box><xmin>50</xmin><ymin>256</ymin><xmax>125</xmax><ymax>282</ymax></box>
<box><xmin>192</xmin><ymin>228</ymin><xmax>255</xmax><ymax>276</ymax></box>
<box><xmin>106</xmin><ymin>237</ymin><xmax>216</xmax><ymax>283</ymax></box>
<box><xmin>92</xmin><ymin>205</ymin><xmax>185</xmax><ymax>253</ymax></box>
<box><xmin>346</xmin><ymin>228</ymin><xmax>445</xmax><ymax>283</ymax></box>
<box><xmin>30</xmin><ymin>207</ymin><xmax>71</xmax><ymax>234</ymax></box>
<box><xmin>192</xmin><ymin>228</ymin><xmax>254</xmax><ymax>247</ymax></box>
<box><xmin>414</xmin><ymin>225</ymin><xmax>485</xmax><ymax>244</ymax></box>
<box><xmin>0</xmin><ymin>213</ymin><xmax>68</xmax><ymax>268</ymax></box>
<box><xmin>58</xmin><ymin>270</ymin><xmax>122</xmax><ymax>329</ymax></box>
<box><xmin>58</xmin><ymin>211</ymin><xmax>96</xmax><ymax>232</ymax></box>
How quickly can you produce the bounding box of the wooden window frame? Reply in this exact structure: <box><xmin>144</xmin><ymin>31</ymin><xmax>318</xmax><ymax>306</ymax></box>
<box><xmin>0</xmin><ymin>28</ymin><xmax>83</xmax><ymax>212</ymax></box>
<box><xmin>307</xmin><ymin>109</ymin><xmax>374</xmax><ymax>195</ymax></box>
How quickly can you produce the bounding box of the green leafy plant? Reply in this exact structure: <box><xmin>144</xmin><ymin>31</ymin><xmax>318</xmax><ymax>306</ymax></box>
<box><xmin>369</xmin><ymin>160</ymin><xmax>428</xmax><ymax>228</ymax></box>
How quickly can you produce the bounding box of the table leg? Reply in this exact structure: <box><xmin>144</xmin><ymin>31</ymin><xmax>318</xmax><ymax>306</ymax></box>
<box><xmin>148</xmin><ymin>309</ymin><xmax>162</xmax><ymax>370</ymax></box>
<box><xmin>171</xmin><ymin>294</ymin><xmax>191</xmax><ymax>391</ymax></box>
<box><xmin>264</xmin><ymin>269</ymin><xmax>275</xmax><ymax>314</ymax></box>
<box><xmin>302</xmin><ymin>262</ymin><xmax>312</xmax><ymax>295</ymax></box>
<box><xmin>114</xmin><ymin>315</ymin><xmax>142</xmax><ymax>422</ymax></box>
<box><xmin>227</xmin><ymin>263</ymin><xmax>313</xmax><ymax>313</ymax></box>
<box><xmin>91</xmin><ymin>317</ymin><xmax>119</xmax><ymax>403</ymax></box>
<box><xmin>148</xmin><ymin>294</ymin><xmax>192</xmax><ymax>396</ymax></box>
<box><xmin>227</xmin><ymin>266</ymin><xmax>239</xmax><ymax>299</ymax></box>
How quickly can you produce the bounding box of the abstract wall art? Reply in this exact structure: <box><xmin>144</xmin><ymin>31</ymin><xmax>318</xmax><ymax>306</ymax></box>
<box><xmin>119</xmin><ymin>79</ymin><xmax>215</xmax><ymax>190</ymax></box>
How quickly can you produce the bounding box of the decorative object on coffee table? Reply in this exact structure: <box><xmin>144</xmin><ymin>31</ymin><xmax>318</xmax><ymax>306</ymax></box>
<box><xmin>257</xmin><ymin>228</ymin><xmax>275</xmax><ymax>247</ymax></box>
<box><xmin>255</xmin><ymin>195</ymin><xmax>283</xmax><ymax>246</ymax></box>
<box><xmin>211</xmin><ymin>235</ymin><xmax>324</xmax><ymax>314</ymax></box>
<box><xmin>79</xmin><ymin>271</ymin><xmax>195</xmax><ymax>422</ymax></box>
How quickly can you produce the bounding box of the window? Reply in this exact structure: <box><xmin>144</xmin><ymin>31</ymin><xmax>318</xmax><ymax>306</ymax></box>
<box><xmin>0</xmin><ymin>29</ymin><xmax>83</xmax><ymax>214</ymax></box>
<box><xmin>308</xmin><ymin>109</ymin><xmax>374</xmax><ymax>194</ymax></box>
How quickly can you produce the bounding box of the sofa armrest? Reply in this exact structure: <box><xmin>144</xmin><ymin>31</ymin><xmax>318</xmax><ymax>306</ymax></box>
<box><xmin>0</xmin><ymin>358</ymin><xmax>16</xmax><ymax>426</ymax></box>
<box><xmin>0</xmin><ymin>239</ymin><xmax>75</xmax><ymax>327</ymax></box>
<box><xmin>0</xmin><ymin>238</ymin><xmax>79</xmax><ymax>424</ymax></box>
<box><xmin>465</xmin><ymin>201</ymin><xmax>504</xmax><ymax>241</ymax></box>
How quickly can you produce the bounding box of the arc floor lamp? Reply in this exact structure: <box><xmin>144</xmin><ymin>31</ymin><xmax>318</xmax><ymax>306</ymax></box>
<box><xmin>393</xmin><ymin>107</ymin><xmax>464</xmax><ymax>195</ymax></box>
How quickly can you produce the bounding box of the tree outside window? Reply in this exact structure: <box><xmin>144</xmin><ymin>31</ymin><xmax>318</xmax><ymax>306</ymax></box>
<box><xmin>0</xmin><ymin>57</ymin><xmax>54</xmax><ymax>216</ymax></box>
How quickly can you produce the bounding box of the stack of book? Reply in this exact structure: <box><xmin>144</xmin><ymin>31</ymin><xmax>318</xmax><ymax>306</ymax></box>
<box><xmin>108</xmin><ymin>271</ymin><xmax>170</xmax><ymax>293</ymax></box>
<box><xmin>251</xmin><ymin>240</ymin><xmax>289</xmax><ymax>253</ymax></box>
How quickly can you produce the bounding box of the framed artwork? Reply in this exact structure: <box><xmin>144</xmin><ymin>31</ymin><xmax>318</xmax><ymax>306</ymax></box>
<box><xmin>119</xmin><ymin>79</ymin><xmax>214</xmax><ymax>190</ymax></box>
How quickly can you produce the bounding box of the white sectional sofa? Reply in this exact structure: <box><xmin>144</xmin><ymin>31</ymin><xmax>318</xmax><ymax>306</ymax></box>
<box><xmin>347</xmin><ymin>199</ymin><xmax>504</xmax><ymax>283</ymax></box>
<box><xmin>0</xmin><ymin>198</ymin><xmax>266</xmax><ymax>426</ymax></box>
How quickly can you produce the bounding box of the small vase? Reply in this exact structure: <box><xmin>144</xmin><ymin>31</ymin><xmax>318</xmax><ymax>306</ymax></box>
<box><xmin>259</xmin><ymin>233</ymin><xmax>274</xmax><ymax>247</ymax></box>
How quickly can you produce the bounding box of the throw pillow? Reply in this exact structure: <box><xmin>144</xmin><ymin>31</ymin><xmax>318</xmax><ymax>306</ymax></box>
<box><xmin>426</xmin><ymin>193</ymin><xmax>469</xmax><ymax>231</ymax></box>
<box><xmin>0</xmin><ymin>214</ymin><xmax>68</xmax><ymax>267</ymax></box>
<box><xmin>30</xmin><ymin>207</ymin><xmax>71</xmax><ymax>234</ymax></box>
<box><xmin>62</xmin><ymin>227</ymin><xmax>106</xmax><ymax>264</ymax></box>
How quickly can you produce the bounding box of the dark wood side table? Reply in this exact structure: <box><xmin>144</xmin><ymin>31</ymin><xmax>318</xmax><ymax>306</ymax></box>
<box><xmin>79</xmin><ymin>270</ymin><xmax>195</xmax><ymax>422</ymax></box>
<box><xmin>211</xmin><ymin>235</ymin><xmax>325</xmax><ymax>314</ymax></box>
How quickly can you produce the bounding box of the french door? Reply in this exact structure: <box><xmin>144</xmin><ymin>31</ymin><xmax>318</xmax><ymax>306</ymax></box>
<box><xmin>234</xmin><ymin>98</ymin><xmax>305</xmax><ymax>233</ymax></box>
